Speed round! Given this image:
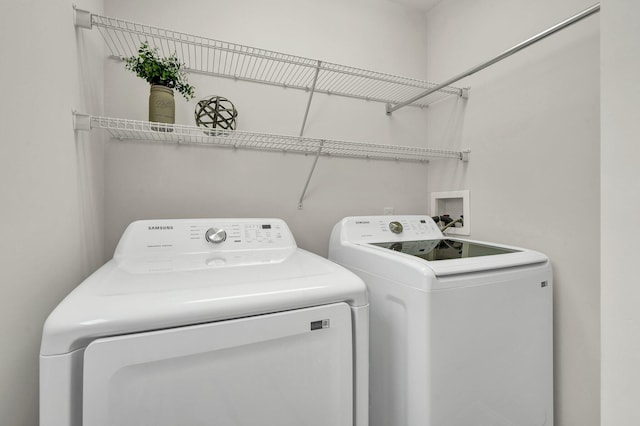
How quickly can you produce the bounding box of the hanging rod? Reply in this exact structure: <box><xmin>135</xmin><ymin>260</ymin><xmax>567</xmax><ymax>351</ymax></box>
<box><xmin>386</xmin><ymin>3</ymin><xmax>600</xmax><ymax>114</ymax></box>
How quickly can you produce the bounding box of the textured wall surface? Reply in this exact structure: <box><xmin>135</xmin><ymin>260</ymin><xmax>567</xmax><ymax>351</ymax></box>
<box><xmin>423</xmin><ymin>1</ymin><xmax>600</xmax><ymax>425</ymax></box>
<box><xmin>0</xmin><ymin>1</ymin><xmax>105</xmax><ymax>424</ymax></box>
<box><xmin>103</xmin><ymin>0</ymin><xmax>439</xmax><ymax>257</ymax></box>
<box><xmin>601</xmin><ymin>0</ymin><xmax>640</xmax><ymax>425</ymax></box>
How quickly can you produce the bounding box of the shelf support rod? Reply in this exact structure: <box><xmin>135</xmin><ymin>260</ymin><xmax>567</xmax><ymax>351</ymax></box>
<box><xmin>297</xmin><ymin>61</ymin><xmax>322</xmax><ymax>209</ymax></box>
<box><xmin>386</xmin><ymin>2</ymin><xmax>600</xmax><ymax>115</ymax></box>
<box><xmin>299</xmin><ymin>61</ymin><xmax>321</xmax><ymax>137</ymax></box>
<box><xmin>298</xmin><ymin>140</ymin><xmax>324</xmax><ymax>209</ymax></box>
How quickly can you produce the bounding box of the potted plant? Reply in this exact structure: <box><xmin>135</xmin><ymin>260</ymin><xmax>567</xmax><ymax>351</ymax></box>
<box><xmin>124</xmin><ymin>42</ymin><xmax>195</xmax><ymax>126</ymax></box>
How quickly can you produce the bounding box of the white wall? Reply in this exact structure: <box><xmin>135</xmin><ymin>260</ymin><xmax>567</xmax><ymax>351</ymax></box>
<box><xmin>423</xmin><ymin>1</ymin><xmax>600</xmax><ymax>425</ymax></box>
<box><xmin>0</xmin><ymin>1</ymin><xmax>104</xmax><ymax>424</ymax></box>
<box><xmin>102</xmin><ymin>0</ymin><xmax>438</xmax><ymax>257</ymax></box>
<box><xmin>601</xmin><ymin>1</ymin><xmax>640</xmax><ymax>424</ymax></box>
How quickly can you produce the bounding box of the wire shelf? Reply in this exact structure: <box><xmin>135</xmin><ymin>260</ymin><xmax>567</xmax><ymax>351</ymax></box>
<box><xmin>86</xmin><ymin>13</ymin><xmax>463</xmax><ymax>108</ymax></box>
<box><xmin>82</xmin><ymin>115</ymin><xmax>468</xmax><ymax>162</ymax></box>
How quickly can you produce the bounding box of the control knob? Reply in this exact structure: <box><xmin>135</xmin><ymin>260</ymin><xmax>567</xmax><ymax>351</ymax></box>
<box><xmin>205</xmin><ymin>227</ymin><xmax>227</xmax><ymax>244</ymax></box>
<box><xmin>389</xmin><ymin>221</ymin><xmax>404</xmax><ymax>234</ymax></box>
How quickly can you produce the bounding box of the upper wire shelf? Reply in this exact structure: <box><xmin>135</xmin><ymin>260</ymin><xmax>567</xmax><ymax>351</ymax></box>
<box><xmin>75</xmin><ymin>10</ymin><xmax>465</xmax><ymax>108</ymax></box>
<box><xmin>74</xmin><ymin>114</ymin><xmax>469</xmax><ymax>162</ymax></box>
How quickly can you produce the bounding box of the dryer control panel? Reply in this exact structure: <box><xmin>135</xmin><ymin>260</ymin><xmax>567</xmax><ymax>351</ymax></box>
<box><xmin>338</xmin><ymin>215</ymin><xmax>443</xmax><ymax>244</ymax></box>
<box><xmin>114</xmin><ymin>218</ymin><xmax>296</xmax><ymax>259</ymax></box>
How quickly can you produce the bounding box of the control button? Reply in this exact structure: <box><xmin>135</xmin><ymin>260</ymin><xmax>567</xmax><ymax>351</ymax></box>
<box><xmin>205</xmin><ymin>227</ymin><xmax>227</xmax><ymax>244</ymax></box>
<box><xmin>389</xmin><ymin>221</ymin><xmax>404</xmax><ymax>234</ymax></box>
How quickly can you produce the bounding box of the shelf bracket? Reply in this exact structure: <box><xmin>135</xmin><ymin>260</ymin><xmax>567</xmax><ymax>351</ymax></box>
<box><xmin>73</xmin><ymin>112</ymin><xmax>92</xmax><ymax>131</ymax></box>
<box><xmin>460</xmin><ymin>149</ymin><xmax>471</xmax><ymax>162</ymax></box>
<box><xmin>298</xmin><ymin>140</ymin><xmax>324</xmax><ymax>209</ymax></box>
<box><xmin>73</xmin><ymin>6</ymin><xmax>92</xmax><ymax>29</ymax></box>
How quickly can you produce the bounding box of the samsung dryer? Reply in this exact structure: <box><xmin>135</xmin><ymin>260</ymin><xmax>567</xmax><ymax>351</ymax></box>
<box><xmin>40</xmin><ymin>218</ymin><xmax>368</xmax><ymax>426</ymax></box>
<box><xmin>329</xmin><ymin>215</ymin><xmax>553</xmax><ymax>426</ymax></box>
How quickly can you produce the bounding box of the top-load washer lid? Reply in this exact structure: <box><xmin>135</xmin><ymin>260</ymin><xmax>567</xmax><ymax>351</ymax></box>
<box><xmin>41</xmin><ymin>218</ymin><xmax>367</xmax><ymax>356</ymax></box>
<box><xmin>329</xmin><ymin>215</ymin><xmax>549</xmax><ymax>280</ymax></box>
<box><xmin>370</xmin><ymin>238</ymin><xmax>519</xmax><ymax>261</ymax></box>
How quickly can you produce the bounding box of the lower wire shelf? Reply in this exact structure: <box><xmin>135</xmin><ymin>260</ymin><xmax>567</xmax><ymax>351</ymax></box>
<box><xmin>74</xmin><ymin>114</ymin><xmax>470</xmax><ymax>163</ymax></box>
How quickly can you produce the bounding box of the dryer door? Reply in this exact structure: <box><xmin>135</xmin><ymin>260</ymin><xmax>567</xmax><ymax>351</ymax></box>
<box><xmin>83</xmin><ymin>302</ymin><xmax>353</xmax><ymax>426</ymax></box>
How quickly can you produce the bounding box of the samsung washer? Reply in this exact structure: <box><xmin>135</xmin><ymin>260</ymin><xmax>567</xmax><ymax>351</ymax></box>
<box><xmin>329</xmin><ymin>215</ymin><xmax>553</xmax><ymax>426</ymax></box>
<box><xmin>40</xmin><ymin>218</ymin><xmax>368</xmax><ymax>426</ymax></box>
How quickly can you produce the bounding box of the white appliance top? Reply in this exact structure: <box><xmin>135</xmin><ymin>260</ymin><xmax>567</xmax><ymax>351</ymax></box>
<box><xmin>41</xmin><ymin>218</ymin><xmax>367</xmax><ymax>356</ymax></box>
<box><xmin>330</xmin><ymin>215</ymin><xmax>549</xmax><ymax>281</ymax></box>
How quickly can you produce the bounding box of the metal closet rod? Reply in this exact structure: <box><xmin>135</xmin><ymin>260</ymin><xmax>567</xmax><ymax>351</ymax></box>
<box><xmin>386</xmin><ymin>2</ymin><xmax>601</xmax><ymax>114</ymax></box>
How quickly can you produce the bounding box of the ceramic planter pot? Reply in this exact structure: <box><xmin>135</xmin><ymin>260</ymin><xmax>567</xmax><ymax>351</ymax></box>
<box><xmin>149</xmin><ymin>84</ymin><xmax>175</xmax><ymax>126</ymax></box>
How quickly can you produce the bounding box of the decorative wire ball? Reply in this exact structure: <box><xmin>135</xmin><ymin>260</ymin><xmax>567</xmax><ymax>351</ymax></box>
<box><xmin>194</xmin><ymin>96</ymin><xmax>238</xmax><ymax>134</ymax></box>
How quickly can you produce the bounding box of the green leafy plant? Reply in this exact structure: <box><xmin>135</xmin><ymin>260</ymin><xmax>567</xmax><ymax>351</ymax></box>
<box><xmin>124</xmin><ymin>42</ymin><xmax>195</xmax><ymax>100</ymax></box>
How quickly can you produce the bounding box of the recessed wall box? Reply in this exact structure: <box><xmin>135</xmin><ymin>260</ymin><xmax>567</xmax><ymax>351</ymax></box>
<box><xmin>430</xmin><ymin>190</ymin><xmax>470</xmax><ymax>235</ymax></box>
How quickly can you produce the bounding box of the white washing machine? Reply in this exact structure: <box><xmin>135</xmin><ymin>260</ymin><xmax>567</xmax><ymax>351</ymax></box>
<box><xmin>40</xmin><ymin>218</ymin><xmax>368</xmax><ymax>426</ymax></box>
<box><xmin>329</xmin><ymin>215</ymin><xmax>553</xmax><ymax>426</ymax></box>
